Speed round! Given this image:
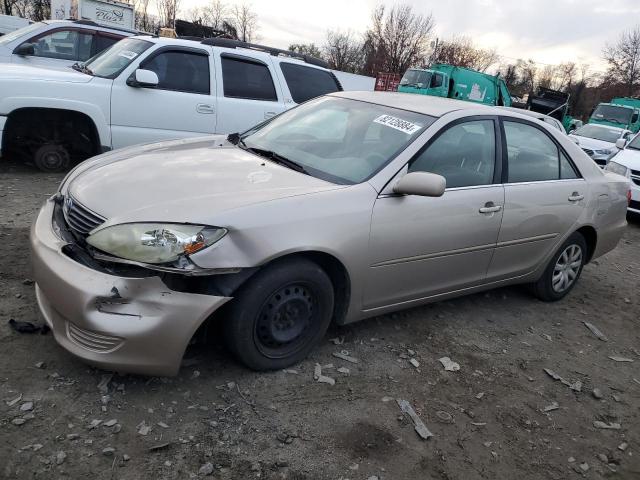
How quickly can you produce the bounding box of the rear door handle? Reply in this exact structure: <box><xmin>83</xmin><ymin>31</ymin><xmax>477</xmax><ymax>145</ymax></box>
<box><xmin>568</xmin><ymin>192</ymin><xmax>584</xmax><ymax>202</ymax></box>
<box><xmin>479</xmin><ymin>202</ymin><xmax>502</xmax><ymax>214</ymax></box>
<box><xmin>196</xmin><ymin>103</ymin><xmax>215</xmax><ymax>114</ymax></box>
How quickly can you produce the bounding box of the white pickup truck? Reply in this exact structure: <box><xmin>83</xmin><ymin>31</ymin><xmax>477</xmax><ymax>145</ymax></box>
<box><xmin>0</xmin><ymin>35</ymin><xmax>374</xmax><ymax>171</ymax></box>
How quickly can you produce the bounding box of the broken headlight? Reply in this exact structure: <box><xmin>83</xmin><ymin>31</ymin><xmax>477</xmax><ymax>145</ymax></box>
<box><xmin>86</xmin><ymin>223</ymin><xmax>227</xmax><ymax>264</ymax></box>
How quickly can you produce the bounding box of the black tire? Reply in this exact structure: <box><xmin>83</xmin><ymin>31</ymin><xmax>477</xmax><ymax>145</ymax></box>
<box><xmin>531</xmin><ymin>232</ymin><xmax>587</xmax><ymax>302</ymax></box>
<box><xmin>33</xmin><ymin>144</ymin><xmax>71</xmax><ymax>173</ymax></box>
<box><xmin>223</xmin><ymin>258</ymin><xmax>334</xmax><ymax>370</ymax></box>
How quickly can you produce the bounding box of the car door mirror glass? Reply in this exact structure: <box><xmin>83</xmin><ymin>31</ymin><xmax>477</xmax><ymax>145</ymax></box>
<box><xmin>14</xmin><ymin>42</ymin><xmax>35</xmax><ymax>56</ymax></box>
<box><xmin>393</xmin><ymin>171</ymin><xmax>446</xmax><ymax>197</ymax></box>
<box><xmin>128</xmin><ymin>69</ymin><xmax>159</xmax><ymax>88</ymax></box>
<box><xmin>615</xmin><ymin>138</ymin><xmax>626</xmax><ymax>149</ymax></box>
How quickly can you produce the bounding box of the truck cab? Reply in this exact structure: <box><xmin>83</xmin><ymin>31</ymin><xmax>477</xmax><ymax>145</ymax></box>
<box><xmin>397</xmin><ymin>64</ymin><xmax>511</xmax><ymax>107</ymax></box>
<box><xmin>589</xmin><ymin>101</ymin><xmax>640</xmax><ymax>133</ymax></box>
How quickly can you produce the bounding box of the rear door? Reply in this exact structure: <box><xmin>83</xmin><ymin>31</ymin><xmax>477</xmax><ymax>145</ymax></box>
<box><xmin>214</xmin><ymin>52</ymin><xmax>287</xmax><ymax>134</ymax></box>
<box><xmin>487</xmin><ymin>118</ymin><xmax>586</xmax><ymax>280</ymax></box>
<box><xmin>110</xmin><ymin>46</ymin><xmax>216</xmax><ymax>149</ymax></box>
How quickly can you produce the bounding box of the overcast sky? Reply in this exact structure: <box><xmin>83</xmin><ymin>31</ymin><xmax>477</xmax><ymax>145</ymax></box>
<box><xmin>180</xmin><ymin>0</ymin><xmax>640</xmax><ymax>73</ymax></box>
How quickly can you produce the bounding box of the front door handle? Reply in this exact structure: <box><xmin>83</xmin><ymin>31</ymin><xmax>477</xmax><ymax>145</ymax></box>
<box><xmin>568</xmin><ymin>192</ymin><xmax>584</xmax><ymax>202</ymax></box>
<box><xmin>196</xmin><ymin>103</ymin><xmax>215</xmax><ymax>114</ymax></box>
<box><xmin>479</xmin><ymin>202</ymin><xmax>502</xmax><ymax>214</ymax></box>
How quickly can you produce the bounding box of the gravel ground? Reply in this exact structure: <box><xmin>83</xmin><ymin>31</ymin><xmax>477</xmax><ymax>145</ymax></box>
<box><xmin>1</xmin><ymin>158</ymin><xmax>639</xmax><ymax>480</ymax></box>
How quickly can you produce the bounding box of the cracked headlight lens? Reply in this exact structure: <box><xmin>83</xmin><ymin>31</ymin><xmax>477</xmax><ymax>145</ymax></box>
<box><xmin>604</xmin><ymin>161</ymin><xmax>630</xmax><ymax>178</ymax></box>
<box><xmin>87</xmin><ymin>223</ymin><xmax>227</xmax><ymax>264</ymax></box>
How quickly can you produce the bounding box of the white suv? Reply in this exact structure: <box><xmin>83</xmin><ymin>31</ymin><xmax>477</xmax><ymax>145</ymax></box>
<box><xmin>0</xmin><ymin>19</ymin><xmax>135</xmax><ymax>69</ymax></box>
<box><xmin>605</xmin><ymin>132</ymin><xmax>640</xmax><ymax>214</ymax></box>
<box><xmin>0</xmin><ymin>35</ymin><xmax>352</xmax><ymax>171</ymax></box>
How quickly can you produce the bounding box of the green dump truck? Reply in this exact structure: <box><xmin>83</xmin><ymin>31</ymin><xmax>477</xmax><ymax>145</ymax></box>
<box><xmin>589</xmin><ymin>97</ymin><xmax>640</xmax><ymax>133</ymax></box>
<box><xmin>397</xmin><ymin>64</ymin><xmax>512</xmax><ymax>107</ymax></box>
<box><xmin>526</xmin><ymin>87</ymin><xmax>582</xmax><ymax>133</ymax></box>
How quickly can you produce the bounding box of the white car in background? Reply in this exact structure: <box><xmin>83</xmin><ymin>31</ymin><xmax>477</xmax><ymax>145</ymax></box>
<box><xmin>0</xmin><ymin>36</ymin><xmax>365</xmax><ymax>172</ymax></box>
<box><xmin>569</xmin><ymin>124</ymin><xmax>633</xmax><ymax>167</ymax></box>
<box><xmin>0</xmin><ymin>19</ymin><xmax>135</xmax><ymax>69</ymax></box>
<box><xmin>606</xmin><ymin>132</ymin><xmax>640</xmax><ymax>214</ymax></box>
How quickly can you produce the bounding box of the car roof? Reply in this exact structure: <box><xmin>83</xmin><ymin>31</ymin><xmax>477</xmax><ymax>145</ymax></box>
<box><xmin>331</xmin><ymin>91</ymin><xmax>493</xmax><ymax>117</ymax></box>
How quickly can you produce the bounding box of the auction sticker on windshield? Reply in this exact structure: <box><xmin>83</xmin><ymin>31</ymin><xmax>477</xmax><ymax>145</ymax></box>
<box><xmin>374</xmin><ymin>115</ymin><xmax>422</xmax><ymax>134</ymax></box>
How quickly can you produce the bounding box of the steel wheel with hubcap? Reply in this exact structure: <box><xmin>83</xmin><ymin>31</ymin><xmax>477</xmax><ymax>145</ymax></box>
<box><xmin>532</xmin><ymin>232</ymin><xmax>587</xmax><ymax>301</ymax></box>
<box><xmin>224</xmin><ymin>258</ymin><xmax>334</xmax><ymax>370</ymax></box>
<box><xmin>33</xmin><ymin>144</ymin><xmax>71</xmax><ymax>173</ymax></box>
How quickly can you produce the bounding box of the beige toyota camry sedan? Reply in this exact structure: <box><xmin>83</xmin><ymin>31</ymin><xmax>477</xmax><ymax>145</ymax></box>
<box><xmin>30</xmin><ymin>92</ymin><xmax>630</xmax><ymax>375</ymax></box>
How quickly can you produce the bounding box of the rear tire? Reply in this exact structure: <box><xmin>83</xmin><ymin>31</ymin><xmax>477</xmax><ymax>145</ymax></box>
<box><xmin>531</xmin><ymin>232</ymin><xmax>587</xmax><ymax>302</ymax></box>
<box><xmin>223</xmin><ymin>258</ymin><xmax>334</xmax><ymax>371</ymax></box>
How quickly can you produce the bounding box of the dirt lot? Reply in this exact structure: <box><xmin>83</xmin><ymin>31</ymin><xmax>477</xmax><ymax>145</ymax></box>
<box><xmin>1</xmin><ymin>157</ymin><xmax>639</xmax><ymax>480</ymax></box>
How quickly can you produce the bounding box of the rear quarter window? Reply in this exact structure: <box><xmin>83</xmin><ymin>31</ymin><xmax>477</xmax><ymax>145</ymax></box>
<box><xmin>221</xmin><ymin>56</ymin><xmax>277</xmax><ymax>101</ymax></box>
<box><xmin>280</xmin><ymin>63</ymin><xmax>341</xmax><ymax>104</ymax></box>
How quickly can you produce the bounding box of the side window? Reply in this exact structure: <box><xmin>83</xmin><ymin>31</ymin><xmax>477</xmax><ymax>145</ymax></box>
<box><xmin>93</xmin><ymin>34</ymin><xmax>121</xmax><ymax>56</ymax></box>
<box><xmin>142</xmin><ymin>50</ymin><xmax>210</xmax><ymax>94</ymax></box>
<box><xmin>430</xmin><ymin>73</ymin><xmax>443</xmax><ymax>88</ymax></box>
<box><xmin>409</xmin><ymin>119</ymin><xmax>496</xmax><ymax>189</ymax></box>
<box><xmin>222</xmin><ymin>56</ymin><xmax>278</xmax><ymax>101</ymax></box>
<box><xmin>560</xmin><ymin>152</ymin><xmax>579</xmax><ymax>179</ymax></box>
<box><xmin>280</xmin><ymin>63</ymin><xmax>340</xmax><ymax>104</ymax></box>
<box><xmin>504</xmin><ymin>121</ymin><xmax>567</xmax><ymax>183</ymax></box>
<box><xmin>31</xmin><ymin>29</ymin><xmax>80</xmax><ymax>60</ymax></box>
<box><xmin>77</xmin><ymin>32</ymin><xmax>94</xmax><ymax>61</ymax></box>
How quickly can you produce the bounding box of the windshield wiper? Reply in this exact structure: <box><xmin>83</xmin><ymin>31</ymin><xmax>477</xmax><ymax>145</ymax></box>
<box><xmin>245</xmin><ymin>147</ymin><xmax>309</xmax><ymax>175</ymax></box>
<box><xmin>72</xmin><ymin>62</ymin><xmax>93</xmax><ymax>76</ymax></box>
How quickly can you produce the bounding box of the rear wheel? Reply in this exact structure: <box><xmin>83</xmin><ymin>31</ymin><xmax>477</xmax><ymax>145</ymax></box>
<box><xmin>531</xmin><ymin>232</ymin><xmax>587</xmax><ymax>301</ymax></box>
<box><xmin>223</xmin><ymin>258</ymin><xmax>334</xmax><ymax>370</ymax></box>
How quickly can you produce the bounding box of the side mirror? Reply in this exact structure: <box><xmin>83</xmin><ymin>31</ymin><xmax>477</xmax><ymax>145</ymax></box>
<box><xmin>393</xmin><ymin>171</ymin><xmax>446</xmax><ymax>197</ymax></box>
<box><xmin>127</xmin><ymin>69</ymin><xmax>159</xmax><ymax>88</ymax></box>
<box><xmin>615</xmin><ymin>138</ymin><xmax>626</xmax><ymax>149</ymax></box>
<box><xmin>14</xmin><ymin>43</ymin><xmax>35</xmax><ymax>56</ymax></box>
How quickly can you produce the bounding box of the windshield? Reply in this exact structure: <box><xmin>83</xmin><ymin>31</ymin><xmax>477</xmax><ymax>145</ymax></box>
<box><xmin>592</xmin><ymin>104</ymin><xmax>632</xmax><ymax>124</ymax></box>
<box><xmin>628</xmin><ymin>133</ymin><xmax>640</xmax><ymax>150</ymax></box>
<box><xmin>84</xmin><ymin>38</ymin><xmax>152</xmax><ymax>78</ymax></box>
<box><xmin>573</xmin><ymin>124</ymin><xmax>624</xmax><ymax>143</ymax></box>
<box><xmin>0</xmin><ymin>22</ymin><xmax>40</xmax><ymax>46</ymax></box>
<box><xmin>242</xmin><ymin>96</ymin><xmax>434</xmax><ymax>184</ymax></box>
<box><xmin>400</xmin><ymin>69</ymin><xmax>432</xmax><ymax>87</ymax></box>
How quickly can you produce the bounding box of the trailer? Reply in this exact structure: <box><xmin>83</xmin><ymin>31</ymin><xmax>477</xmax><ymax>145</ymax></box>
<box><xmin>51</xmin><ymin>0</ymin><xmax>134</xmax><ymax>30</ymax></box>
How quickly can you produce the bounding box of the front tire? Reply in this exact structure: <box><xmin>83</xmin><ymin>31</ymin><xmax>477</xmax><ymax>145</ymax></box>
<box><xmin>532</xmin><ymin>232</ymin><xmax>587</xmax><ymax>302</ymax></box>
<box><xmin>223</xmin><ymin>258</ymin><xmax>334</xmax><ymax>370</ymax></box>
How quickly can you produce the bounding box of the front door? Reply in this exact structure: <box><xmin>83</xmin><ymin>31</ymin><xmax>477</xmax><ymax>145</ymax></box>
<box><xmin>365</xmin><ymin>117</ymin><xmax>505</xmax><ymax>310</ymax></box>
<box><xmin>487</xmin><ymin>118</ymin><xmax>586</xmax><ymax>280</ymax></box>
<box><xmin>110</xmin><ymin>47</ymin><xmax>216</xmax><ymax>149</ymax></box>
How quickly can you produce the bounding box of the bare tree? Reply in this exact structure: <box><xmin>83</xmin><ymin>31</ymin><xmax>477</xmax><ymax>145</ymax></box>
<box><xmin>156</xmin><ymin>0</ymin><xmax>181</xmax><ymax>28</ymax></box>
<box><xmin>3</xmin><ymin>0</ymin><xmax>50</xmax><ymax>20</ymax></box>
<box><xmin>231</xmin><ymin>3</ymin><xmax>258</xmax><ymax>42</ymax></box>
<box><xmin>289</xmin><ymin>43</ymin><xmax>324</xmax><ymax>59</ymax></box>
<box><xmin>187</xmin><ymin>0</ymin><xmax>227</xmax><ymax>30</ymax></box>
<box><xmin>603</xmin><ymin>26</ymin><xmax>640</xmax><ymax>96</ymax></box>
<box><xmin>431</xmin><ymin>36</ymin><xmax>499</xmax><ymax>72</ymax></box>
<box><xmin>323</xmin><ymin>30</ymin><xmax>363</xmax><ymax>73</ymax></box>
<box><xmin>364</xmin><ymin>4</ymin><xmax>435</xmax><ymax>74</ymax></box>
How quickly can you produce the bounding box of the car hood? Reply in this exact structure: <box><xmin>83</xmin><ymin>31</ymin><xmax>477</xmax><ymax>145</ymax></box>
<box><xmin>0</xmin><ymin>63</ymin><xmax>93</xmax><ymax>83</ymax></box>
<box><xmin>67</xmin><ymin>137</ymin><xmax>343</xmax><ymax>226</ymax></box>
<box><xmin>611</xmin><ymin>147</ymin><xmax>640</xmax><ymax>170</ymax></box>
<box><xmin>569</xmin><ymin>135</ymin><xmax>617</xmax><ymax>151</ymax></box>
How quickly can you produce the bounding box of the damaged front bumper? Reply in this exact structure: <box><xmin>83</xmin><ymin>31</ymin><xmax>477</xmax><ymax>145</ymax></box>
<box><xmin>30</xmin><ymin>198</ymin><xmax>232</xmax><ymax>376</ymax></box>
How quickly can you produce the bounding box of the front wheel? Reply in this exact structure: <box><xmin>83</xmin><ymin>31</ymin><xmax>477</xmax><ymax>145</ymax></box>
<box><xmin>531</xmin><ymin>232</ymin><xmax>587</xmax><ymax>302</ymax></box>
<box><xmin>223</xmin><ymin>258</ymin><xmax>334</xmax><ymax>370</ymax></box>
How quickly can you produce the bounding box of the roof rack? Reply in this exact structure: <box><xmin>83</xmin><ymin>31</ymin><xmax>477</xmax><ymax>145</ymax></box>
<box><xmin>201</xmin><ymin>37</ymin><xmax>329</xmax><ymax>69</ymax></box>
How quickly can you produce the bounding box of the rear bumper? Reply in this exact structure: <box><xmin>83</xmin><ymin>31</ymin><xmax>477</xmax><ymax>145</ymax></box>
<box><xmin>30</xmin><ymin>198</ymin><xmax>231</xmax><ymax>376</ymax></box>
